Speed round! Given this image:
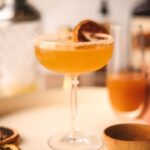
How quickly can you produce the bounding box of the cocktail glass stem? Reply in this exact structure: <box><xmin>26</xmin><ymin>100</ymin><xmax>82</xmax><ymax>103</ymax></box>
<box><xmin>69</xmin><ymin>75</ymin><xmax>79</xmax><ymax>139</ymax></box>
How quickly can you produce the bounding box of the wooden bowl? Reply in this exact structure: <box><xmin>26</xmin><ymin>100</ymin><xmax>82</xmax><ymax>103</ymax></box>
<box><xmin>103</xmin><ymin>123</ymin><xmax>150</xmax><ymax>150</ymax></box>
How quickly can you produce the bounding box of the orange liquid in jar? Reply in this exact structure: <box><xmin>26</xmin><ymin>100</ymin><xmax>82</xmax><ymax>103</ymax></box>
<box><xmin>107</xmin><ymin>72</ymin><xmax>147</xmax><ymax>111</ymax></box>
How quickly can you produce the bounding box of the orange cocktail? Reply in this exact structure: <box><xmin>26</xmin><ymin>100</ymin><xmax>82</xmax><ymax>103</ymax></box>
<box><xmin>34</xmin><ymin>19</ymin><xmax>113</xmax><ymax>150</ymax></box>
<box><xmin>35</xmin><ymin>36</ymin><xmax>113</xmax><ymax>74</ymax></box>
<box><xmin>107</xmin><ymin>72</ymin><xmax>147</xmax><ymax>111</ymax></box>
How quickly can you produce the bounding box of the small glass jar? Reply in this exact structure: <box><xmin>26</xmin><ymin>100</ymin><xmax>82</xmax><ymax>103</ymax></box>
<box><xmin>107</xmin><ymin>25</ymin><xmax>148</xmax><ymax>119</ymax></box>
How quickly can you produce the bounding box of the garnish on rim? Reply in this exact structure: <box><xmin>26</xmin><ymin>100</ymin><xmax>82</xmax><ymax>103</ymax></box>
<box><xmin>73</xmin><ymin>19</ymin><xmax>109</xmax><ymax>42</ymax></box>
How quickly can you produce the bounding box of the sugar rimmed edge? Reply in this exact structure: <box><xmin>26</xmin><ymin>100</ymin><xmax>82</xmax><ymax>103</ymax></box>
<box><xmin>34</xmin><ymin>33</ymin><xmax>113</xmax><ymax>50</ymax></box>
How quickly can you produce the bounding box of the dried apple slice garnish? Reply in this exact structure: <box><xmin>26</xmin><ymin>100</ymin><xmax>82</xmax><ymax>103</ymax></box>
<box><xmin>1</xmin><ymin>144</ymin><xmax>20</xmax><ymax>150</ymax></box>
<box><xmin>0</xmin><ymin>127</ymin><xmax>19</xmax><ymax>145</ymax></box>
<box><xmin>73</xmin><ymin>19</ymin><xmax>109</xmax><ymax>42</ymax></box>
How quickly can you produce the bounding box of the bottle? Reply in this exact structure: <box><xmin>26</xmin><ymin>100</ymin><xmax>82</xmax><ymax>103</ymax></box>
<box><xmin>131</xmin><ymin>0</ymin><xmax>150</xmax><ymax>69</ymax></box>
<box><xmin>96</xmin><ymin>0</ymin><xmax>110</xmax><ymax>86</ymax></box>
<box><xmin>131</xmin><ymin>0</ymin><xmax>150</xmax><ymax>122</ymax></box>
<box><xmin>99</xmin><ymin>0</ymin><xmax>110</xmax><ymax>26</ymax></box>
<box><xmin>0</xmin><ymin>0</ymin><xmax>41</xmax><ymax>98</ymax></box>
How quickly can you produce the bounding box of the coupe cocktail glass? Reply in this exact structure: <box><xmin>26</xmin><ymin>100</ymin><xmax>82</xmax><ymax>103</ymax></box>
<box><xmin>34</xmin><ymin>33</ymin><xmax>113</xmax><ymax>150</ymax></box>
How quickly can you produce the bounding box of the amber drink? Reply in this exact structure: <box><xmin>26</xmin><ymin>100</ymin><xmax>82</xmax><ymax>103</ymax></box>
<box><xmin>107</xmin><ymin>72</ymin><xmax>147</xmax><ymax>112</ymax></box>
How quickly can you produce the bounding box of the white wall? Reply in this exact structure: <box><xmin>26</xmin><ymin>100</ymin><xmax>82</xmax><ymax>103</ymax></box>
<box><xmin>32</xmin><ymin>0</ymin><xmax>141</xmax><ymax>33</ymax></box>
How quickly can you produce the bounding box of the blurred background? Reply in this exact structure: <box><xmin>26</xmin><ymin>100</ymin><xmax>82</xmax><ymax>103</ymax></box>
<box><xmin>0</xmin><ymin>0</ymin><xmax>149</xmax><ymax>98</ymax></box>
<box><xmin>32</xmin><ymin>0</ymin><xmax>139</xmax><ymax>33</ymax></box>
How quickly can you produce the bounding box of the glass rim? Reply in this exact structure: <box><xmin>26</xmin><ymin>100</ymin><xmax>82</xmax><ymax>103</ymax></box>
<box><xmin>34</xmin><ymin>33</ymin><xmax>113</xmax><ymax>48</ymax></box>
